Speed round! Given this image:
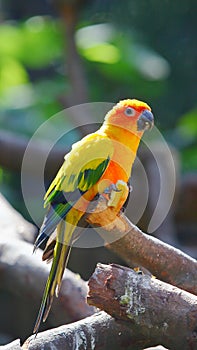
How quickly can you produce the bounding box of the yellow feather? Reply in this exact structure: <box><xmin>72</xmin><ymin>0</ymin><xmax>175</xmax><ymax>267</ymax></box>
<box><xmin>45</xmin><ymin>133</ymin><xmax>114</xmax><ymax>200</ymax></box>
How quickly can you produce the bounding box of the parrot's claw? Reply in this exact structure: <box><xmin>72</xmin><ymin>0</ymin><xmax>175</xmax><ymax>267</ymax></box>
<box><xmin>103</xmin><ymin>184</ymin><xmax>121</xmax><ymax>194</ymax></box>
<box><xmin>106</xmin><ymin>180</ymin><xmax>129</xmax><ymax>210</ymax></box>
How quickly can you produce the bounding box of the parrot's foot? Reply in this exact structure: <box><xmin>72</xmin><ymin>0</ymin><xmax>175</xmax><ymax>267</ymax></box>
<box><xmin>106</xmin><ymin>180</ymin><xmax>129</xmax><ymax>212</ymax></box>
<box><xmin>103</xmin><ymin>183</ymin><xmax>121</xmax><ymax>194</ymax></box>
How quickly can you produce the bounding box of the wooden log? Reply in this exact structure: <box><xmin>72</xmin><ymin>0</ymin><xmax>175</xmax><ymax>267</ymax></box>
<box><xmin>0</xmin><ymin>339</ymin><xmax>21</xmax><ymax>350</ymax></box>
<box><xmin>88</xmin><ymin>263</ymin><xmax>197</xmax><ymax>350</ymax></box>
<box><xmin>23</xmin><ymin>311</ymin><xmax>155</xmax><ymax>350</ymax></box>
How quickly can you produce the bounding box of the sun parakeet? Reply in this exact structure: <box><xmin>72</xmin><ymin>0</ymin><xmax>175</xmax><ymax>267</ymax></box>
<box><xmin>33</xmin><ymin>99</ymin><xmax>154</xmax><ymax>333</ymax></box>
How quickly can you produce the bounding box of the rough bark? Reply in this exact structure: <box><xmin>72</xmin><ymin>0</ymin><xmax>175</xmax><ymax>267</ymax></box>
<box><xmin>23</xmin><ymin>311</ymin><xmax>157</xmax><ymax>350</ymax></box>
<box><xmin>86</xmin><ymin>196</ymin><xmax>197</xmax><ymax>295</ymax></box>
<box><xmin>1</xmin><ymin>315</ymin><xmax>168</xmax><ymax>350</ymax></box>
<box><xmin>144</xmin><ymin>347</ymin><xmax>168</xmax><ymax>350</ymax></box>
<box><xmin>0</xmin><ymin>339</ymin><xmax>22</xmax><ymax>350</ymax></box>
<box><xmin>88</xmin><ymin>263</ymin><xmax>197</xmax><ymax>350</ymax></box>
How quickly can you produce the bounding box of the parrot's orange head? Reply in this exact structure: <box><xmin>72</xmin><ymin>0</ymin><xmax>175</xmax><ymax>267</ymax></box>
<box><xmin>105</xmin><ymin>99</ymin><xmax>154</xmax><ymax>134</ymax></box>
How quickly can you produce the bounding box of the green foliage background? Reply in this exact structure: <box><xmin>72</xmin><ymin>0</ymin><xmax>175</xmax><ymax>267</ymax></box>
<box><xmin>0</xmin><ymin>0</ymin><xmax>196</xmax><ymax>213</ymax></box>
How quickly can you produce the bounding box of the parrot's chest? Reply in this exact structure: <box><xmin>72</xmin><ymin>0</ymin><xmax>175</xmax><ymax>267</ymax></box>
<box><xmin>100</xmin><ymin>159</ymin><xmax>130</xmax><ymax>184</ymax></box>
<box><xmin>109</xmin><ymin>141</ymin><xmax>135</xmax><ymax>181</ymax></box>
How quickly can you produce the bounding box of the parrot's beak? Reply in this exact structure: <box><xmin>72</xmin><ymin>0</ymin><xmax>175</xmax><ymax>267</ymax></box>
<box><xmin>137</xmin><ymin>109</ymin><xmax>154</xmax><ymax>131</ymax></box>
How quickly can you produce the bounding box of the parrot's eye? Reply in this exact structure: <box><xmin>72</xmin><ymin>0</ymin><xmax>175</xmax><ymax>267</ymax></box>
<box><xmin>124</xmin><ymin>107</ymin><xmax>135</xmax><ymax>117</ymax></box>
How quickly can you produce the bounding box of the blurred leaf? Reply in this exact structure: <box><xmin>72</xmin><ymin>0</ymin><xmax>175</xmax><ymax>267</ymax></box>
<box><xmin>0</xmin><ymin>84</ymin><xmax>35</xmax><ymax>109</ymax></box>
<box><xmin>173</xmin><ymin>108</ymin><xmax>197</xmax><ymax>171</ymax></box>
<box><xmin>0</xmin><ymin>57</ymin><xmax>28</xmax><ymax>93</ymax></box>
<box><xmin>177</xmin><ymin>108</ymin><xmax>197</xmax><ymax>138</ymax></box>
<box><xmin>181</xmin><ymin>146</ymin><xmax>197</xmax><ymax>172</ymax></box>
<box><xmin>76</xmin><ymin>23</ymin><xmax>115</xmax><ymax>48</ymax></box>
<box><xmin>129</xmin><ymin>44</ymin><xmax>170</xmax><ymax>81</ymax></box>
<box><xmin>0</xmin><ymin>168</ymin><xmax>3</xmax><ymax>183</ymax></box>
<box><xmin>77</xmin><ymin>23</ymin><xmax>170</xmax><ymax>81</ymax></box>
<box><xmin>21</xmin><ymin>16</ymin><xmax>63</xmax><ymax>68</ymax></box>
<box><xmin>34</xmin><ymin>79</ymin><xmax>67</xmax><ymax>106</ymax></box>
<box><xmin>0</xmin><ymin>17</ymin><xmax>63</xmax><ymax>69</ymax></box>
<box><xmin>80</xmin><ymin>43</ymin><xmax>120</xmax><ymax>64</ymax></box>
<box><xmin>0</xmin><ymin>24</ymin><xmax>23</xmax><ymax>58</ymax></box>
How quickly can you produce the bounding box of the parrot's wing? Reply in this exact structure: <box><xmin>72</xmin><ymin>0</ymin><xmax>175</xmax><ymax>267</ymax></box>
<box><xmin>45</xmin><ymin>133</ymin><xmax>113</xmax><ymax>202</ymax></box>
<box><xmin>34</xmin><ymin>133</ymin><xmax>113</xmax><ymax>250</ymax></box>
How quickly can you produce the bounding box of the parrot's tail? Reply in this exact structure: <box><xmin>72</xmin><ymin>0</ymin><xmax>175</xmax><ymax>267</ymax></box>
<box><xmin>33</xmin><ymin>202</ymin><xmax>72</xmax><ymax>252</ymax></box>
<box><xmin>33</xmin><ymin>218</ymin><xmax>76</xmax><ymax>335</ymax></box>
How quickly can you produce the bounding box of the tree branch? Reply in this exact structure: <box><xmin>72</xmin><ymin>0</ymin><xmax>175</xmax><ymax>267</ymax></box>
<box><xmin>55</xmin><ymin>0</ymin><xmax>98</xmax><ymax>136</ymax></box>
<box><xmin>59</xmin><ymin>0</ymin><xmax>89</xmax><ymax>106</ymax></box>
<box><xmin>23</xmin><ymin>311</ymin><xmax>156</xmax><ymax>350</ymax></box>
<box><xmin>86</xmin><ymin>196</ymin><xmax>197</xmax><ymax>295</ymax></box>
<box><xmin>87</xmin><ymin>263</ymin><xmax>197</xmax><ymax>350</ymax></box>
<box><xmin>0</xmin><ymin>130</ymin><xmax>66</xmax><ymax>175</ymax></box>
<box><xmin>1</xmin><ymin>339</ymin><xmax>22</xmax><ymax>350</ymax></box>
<box><xmin>0</xmin><ymin>192</ymin><xmax>36</xmax><ymax>242</ymax></box>
<box><xmin>0</xmin><ymin>239</ymin><xmax>94</xmax><ymax>325</ymax></box>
